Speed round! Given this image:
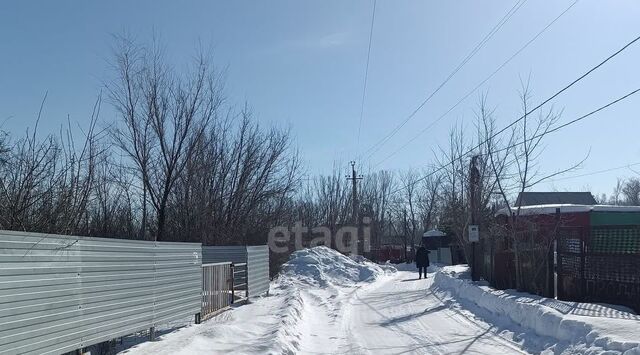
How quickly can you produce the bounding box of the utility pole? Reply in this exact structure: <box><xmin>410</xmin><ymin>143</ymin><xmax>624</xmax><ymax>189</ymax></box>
<box><xmin>469</xmin><ymin>155</ymin><xmax>480</xmax><ymax>281</ymax></box>
<box><xmin>346</xmin><ymin>161</ymin><xmax>363</xmax><ymax>252</ymax></box>
<box><xmin>346</xmin><ymin>161</ymin><xmax>363</xmax><ymax>225</ymax></box>
<box><xmin>403</xmin><ymin>208</ymin><xmax>408</xmax><ymax>262</ymax></box>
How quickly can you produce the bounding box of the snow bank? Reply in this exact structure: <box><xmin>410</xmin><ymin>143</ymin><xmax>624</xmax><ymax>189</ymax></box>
<box><xmin>432</xmin><ymin>266</ymin><xmax>640</xmax><ymax>354</ymax></box>
<box><xmin>121</xmin><ymin>247</ymin><xmax>392</xmax><ymax>355</ymax></box>
<box><xmin>279</xmin><ymin>246</ymin><xmax>395</xmax><ymax>287</ymax></box>
<box><xmin>264</xmin><ymin>247</ymin><xmax>395</xmax><ymax>352</ymax></box>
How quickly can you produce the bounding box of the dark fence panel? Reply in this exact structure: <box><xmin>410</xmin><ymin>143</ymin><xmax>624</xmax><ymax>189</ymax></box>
<box><xmin>558</xmin><ymin>226</ymin><xmax>640</xmax><ymax>312</ymax></box>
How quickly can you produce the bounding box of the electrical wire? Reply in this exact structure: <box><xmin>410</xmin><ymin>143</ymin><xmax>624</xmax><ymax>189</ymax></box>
<box><xmin>389</xmin><ymin>83</ymin><xmax>640</xmax><ymax>195</ymax></box>
<box><xmin>355</xmin><ymin>0</ymin><xmax>378</xmax><ymax>156</ymax></box>
<box><xmin>372</xmin><ymin>0</ymin><xmax>579</xmax><ymax>167</ymax></box>
<box><xmin>548</xmin><ymin>162</ymin><xmax>640</xmax><ymax>182</ymax></box>
<box><xmin>360</xmin><ymin>0</ymin><xmax>528</xmax><ymax>161</ymax></box>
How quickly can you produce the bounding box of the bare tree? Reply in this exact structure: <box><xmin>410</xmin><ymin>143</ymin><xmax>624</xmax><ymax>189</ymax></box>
<box><xmin>482</xmin><ymin>81</ymin><xmax>584</xmax><ymax>291</ymax></box>
<box><xmin>621</xmin><ymin>178</ymin><xmax>640</xmax><ymax>206</ymax></box>
<box><xmin>169</xmin><ymin>108</ymin><xmax>301</xmax><ymax>245</ymax></box>
<box><xmin>436</xmin><ymin>124</ymin><xmax>471</xmax><ymax>263</ymax></box>
<box><xmin>108</xmin><ymin>35</ymin><xmax>222</xmax><ymax>241</ymax></box>
<box><xmin>359</xmin><ymin>170</ymin><xmax>394</xmax><ymax>254</ymax></box>
<box><xmin>417</xmin><ymin>170</ymin><xmax>441</xmax><ymax>232</ymax></box>
<box><xmin>612</xmin><ymin>178</ymin><xmax>624</xmax><ymax>205</ymax></box>
<box><xmin>0</xmin><ymin>94</ymin><xmax>104</xmax><ymax>235</ymax></box>
<box><xmin>399</xmin><ymin>170</ymin><xmax>421</xmax><ymax>255</ymax></box>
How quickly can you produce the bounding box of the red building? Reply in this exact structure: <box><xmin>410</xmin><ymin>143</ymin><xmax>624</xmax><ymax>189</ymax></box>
<box><xmin>492</xmin><ymin>201</ymin><xmax>640</xmax><ymax>312</ymax></box>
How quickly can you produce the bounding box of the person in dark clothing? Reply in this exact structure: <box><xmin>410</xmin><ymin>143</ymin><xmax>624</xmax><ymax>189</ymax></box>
<box><xmin>415</xmin><ymin>245</ymin><xmax>430</xmax><ymax>279</ymax></box>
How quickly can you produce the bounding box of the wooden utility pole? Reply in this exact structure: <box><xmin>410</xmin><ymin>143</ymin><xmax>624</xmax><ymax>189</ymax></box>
<box><xmin>346</xmin><ymin>161</ymin><xmax>363</xmax><ymax>253</ymax></box>
<box><xmin>346</xmin><ymin>161</ymin><xmax>363</xmax><ymax>225</ymax></box>
<box><xmin>469</xmin><ymin>155</ymin><xmax>480</xmax><ymax>281</ymax></box>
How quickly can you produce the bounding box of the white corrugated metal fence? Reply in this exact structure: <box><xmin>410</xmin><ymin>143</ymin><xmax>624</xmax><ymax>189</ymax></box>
<box><xmin>0</xmin><ymin>230</ymin><xmax>202</xmax><ymax>355</ymax></box>
<box><xmin>246</xmin><ymin>245</ymin><xmax>269</xmax><ymax>298</ymax></box>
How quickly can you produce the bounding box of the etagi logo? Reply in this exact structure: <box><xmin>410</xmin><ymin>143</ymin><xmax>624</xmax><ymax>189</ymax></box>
<box><xmin>268</xmin><ymin>217</ymin><xmax>372</xmax><ymax>255</ymax></box>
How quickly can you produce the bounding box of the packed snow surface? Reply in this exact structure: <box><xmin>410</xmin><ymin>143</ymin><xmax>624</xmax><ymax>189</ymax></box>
<box><xmin>433</xmin><ymin>265</ymin><xmax>640</xmax><ymax>354</ymax></box>
<box><xmin>120</xmin><ymin>247</ymin><xmax>639</xmax><ymax>355</ymax></box>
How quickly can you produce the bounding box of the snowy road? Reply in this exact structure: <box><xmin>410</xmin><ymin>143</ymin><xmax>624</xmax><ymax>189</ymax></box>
<box><xmin>346</xmin><ymin>271</ymin><xmax>527</xmax><ymax>354</ymax></box>
<box><xmin>122</xmin><ymin>270</ymin><xmax>530</xmax><ymax>355</ymax></box>
<box><xmin>120</xmin><ymin>248</ymin><xmax>639</xmax><ymax>354</ymax></box>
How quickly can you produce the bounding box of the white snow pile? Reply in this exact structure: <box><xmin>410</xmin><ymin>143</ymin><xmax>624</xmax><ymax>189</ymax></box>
<box><xmin>119</xmin><ymin>246</ymin><xmax>394</xmax><ymax>355</ymax></box>
<box><xmin>432</xmin><ymin>266</ymin><xmax>640</xmax><ymax>355</ymax></box>
<box><xmin>278</xmin><ymin>246</ymin><xmax>395</xmax><ymax>287</ymax></box>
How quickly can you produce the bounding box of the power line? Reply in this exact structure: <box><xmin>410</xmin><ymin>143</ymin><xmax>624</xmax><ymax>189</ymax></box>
<box><xmin>355</xmin><ymin>0</ymin><xmax>377</xmax><ymax>155</ymax></box>
<box><xmin>372</xmin><ymin>0</ymin><xmax>579</xmax><ymax>167</ymax></box>
<box><xmin>548</xmin><ymin>162</ymin><xmax>640</xmax><ymax>182</ymax></box>
<box><xmin>467</xmin><ymin>34</ymin><xmax>640</xmax><ymax>153</ymax></box>
<box><xmin>488</xmin><ymin>87</ymin><xmax>640</xmax><ymax>156</ymax></box>
<box><xmin>360</xmin><ymin>0</ymin><xmax>528</xmax><ymax>161</ymax></box>
<box><xmin>389</xmin><ymin>84</ymin><xmax>640</xmax><ymax>195</ymax></box>
<box><xmin>389</xmin><ymin>28</ymin><xmax>640</xmax><ymax>196</ymax></box>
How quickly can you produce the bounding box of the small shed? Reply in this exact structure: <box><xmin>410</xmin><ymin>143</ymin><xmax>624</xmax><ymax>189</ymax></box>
<box><xmin>422</xmin><ymin>229</ymin><xmax>453</xmax><ymax>265</ymax></box>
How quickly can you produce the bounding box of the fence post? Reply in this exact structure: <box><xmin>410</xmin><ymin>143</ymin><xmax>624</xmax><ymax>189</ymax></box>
<box><xmin>550</xmin><ymin>208</ymin><xmax>560</xmax><ymax>299</ymax></box>
<box><xmin>230</xmin><ymin>264</ymin><xmax>235</xmax><ymax>304</ymax></box>
<box><xmin>580</xmin><ymin>228</ymin><xmax>586</xmax><ymax>301</ymax></box>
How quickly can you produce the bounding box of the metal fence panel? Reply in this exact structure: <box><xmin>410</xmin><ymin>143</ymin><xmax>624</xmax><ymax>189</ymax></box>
<box><xmin>246</xmin><ymin>246</ymin><xmax>269</xmax><ymax>298</ymax></box>
<box><xmin>202</xmin><ymin>246</ymin><xmax>247</xmax><ymax>291</ymax></box>
<box><xmin>202</xmin><ymin>246</ymin><xmax>247</xmax><ymax>265</ymax></box>
<box><xmin>200</xmin><ymin>245</ymin><xmax>269</xmax><ymax>300</ymax></box>
<box><xmin>0</xmin><ymin>230</ymin><xmax>201</xmax><ymax>355</ymax></box>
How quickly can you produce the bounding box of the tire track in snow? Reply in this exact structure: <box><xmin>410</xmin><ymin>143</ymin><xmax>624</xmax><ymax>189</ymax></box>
<box><xmin>348</xmin><ymin>271</ymin><xmax>529</xmax><ymax>354</ymax></box>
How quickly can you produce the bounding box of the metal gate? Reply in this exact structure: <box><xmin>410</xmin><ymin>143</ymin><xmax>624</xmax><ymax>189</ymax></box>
<box><xmin>201</xmin><ymin>262</ymin><xmax>233</xmax><ymax>320</ymax></box>
<box><xmin>557</xmin><ymin>227</ymin><xmax>585</xmax><ymax>301</ymax></box>
<box><xmin>202</xmin><ymin>245</ymin><xmax>269</xmax><ymax>300</ymax></box>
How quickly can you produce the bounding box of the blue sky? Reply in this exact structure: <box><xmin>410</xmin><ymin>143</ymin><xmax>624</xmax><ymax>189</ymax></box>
<box><xmin>1</xmin><ymin>0</ymin><xmax>639</xmax><ymax>196</ymax></box>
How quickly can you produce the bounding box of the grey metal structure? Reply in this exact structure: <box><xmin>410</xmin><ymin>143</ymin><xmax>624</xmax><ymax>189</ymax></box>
<box><xmin>246</xmin><ymin>245</ymin><xmax>270</xmax><ymax>298</ymax></box>
<box><xmin>202</xmin><ymin>245</ymin><xmax>246</xmax><ymax>265</ymax></box>
<box><xmin>202</xmin><ymin>246</ymin><xmax>246</xmax><ymax>291</ymax></box>
<box><xmin>231</xmin><ymin>263</ymin><xmax>248</xmax><ymax>303</ymax></box>
<box><xmin>201</xmin><ymin>245</ymin><xmax>269</xmax><ymax>299</ymax></box>
<box><xmin>0</xmin><ymin>230</ymin><xmax>202</xmax><ymax>355</ymax></box>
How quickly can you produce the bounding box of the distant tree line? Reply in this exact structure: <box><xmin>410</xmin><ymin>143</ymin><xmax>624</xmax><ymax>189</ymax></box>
<box><xmin>594</xmin><ymin>177</ymin><xmax>640</xmax><ymax>206</ymax></box>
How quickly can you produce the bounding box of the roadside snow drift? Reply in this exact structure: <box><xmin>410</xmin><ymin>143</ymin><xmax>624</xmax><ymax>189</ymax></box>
<box><xmin>279</xmin><ymin>246</ymin><xmax>394</xmax><ymax>287</ymax></box>
<box><xmin>432</xmin><ymin>265</ymin><xmax>640</xmax><ymax>354</ymax></box>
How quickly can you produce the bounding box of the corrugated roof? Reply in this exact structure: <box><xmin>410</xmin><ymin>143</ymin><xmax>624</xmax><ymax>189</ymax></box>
<box><xmin>496</xmin><ymin>204</ymin><xmax>640</xmax><ymax>217</ymax></box>
<box><xmin>423</xmin><ymin>229</ymin><xmax>446</xmax><ymax>238</ymax></box>
<box><xmin>516</xmin><ymin>192</ymin><xmax>597</xmax><ymax>206</ymax></box>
